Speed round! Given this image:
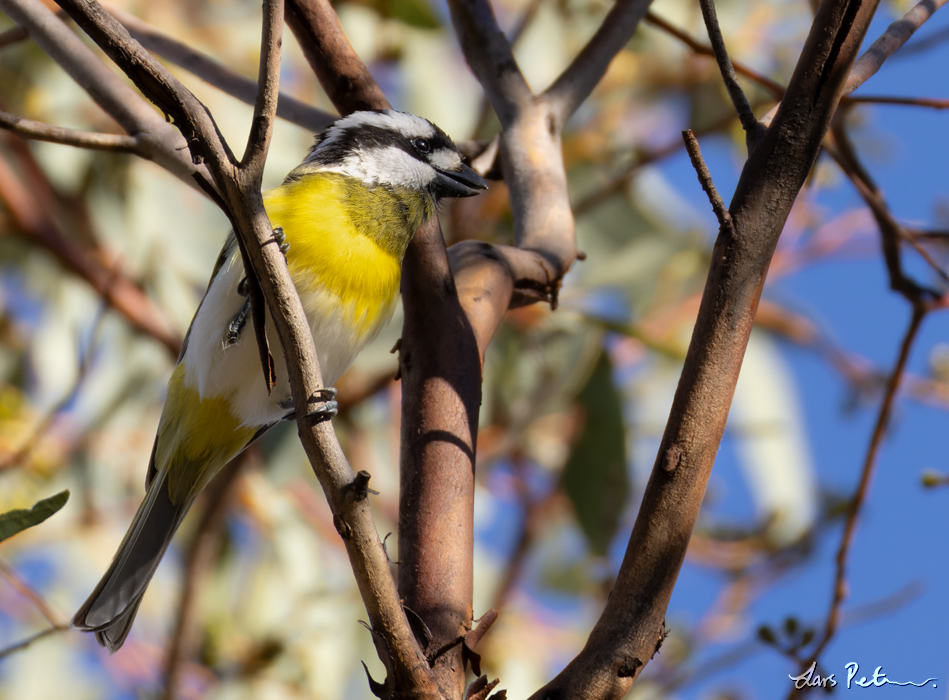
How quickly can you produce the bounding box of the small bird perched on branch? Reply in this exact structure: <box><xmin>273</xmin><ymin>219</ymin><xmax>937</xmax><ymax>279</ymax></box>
<box><xmin>73</xmin><ymin>110</ymin><xmax>487</xmax><ymax>652</ymax></box>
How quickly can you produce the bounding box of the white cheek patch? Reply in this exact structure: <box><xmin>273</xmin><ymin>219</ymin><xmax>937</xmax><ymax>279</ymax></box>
<box><xmin>336</xmin><ymin>144</ymin><xmax>436</xmax><ymax>188</ymax></box>
<box><xmin>428</xmin><ymin>148</ymin><xmax>462</xmax><ymax>172</ymax></box>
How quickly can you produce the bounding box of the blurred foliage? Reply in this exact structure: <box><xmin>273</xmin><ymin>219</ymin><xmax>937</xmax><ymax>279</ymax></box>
<box><xmin>0</xmin><ymin>0</ymin><xmax>947</xmax><ymax>698</ymax></box>
<box><xmin>0</xmin><ymin>490</ymin><xmax>68</xmax><ymax>543</ymax></box>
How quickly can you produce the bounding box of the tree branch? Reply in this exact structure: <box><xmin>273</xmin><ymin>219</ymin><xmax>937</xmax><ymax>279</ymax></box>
<box><xmin>108</xmin><ymin>6</ymin><xmax>335</xmax><ymax>133</ymax></box>
<box><xmin>399</xmin><ymin>218</ymin><xmax>482</xmax><ymax>698</ymax></box>
<box><xmin>788</xmin><ymin>305</ymin><xmax>927</xmax><ymax>698</ymax></box>
<box><xmin>528</xmin><ymin>0</ymin><xmax>882</xmax><ymax>695</ymax></box>
<box><xmin>544</xmin><ymin>0</ymin><xmax>653</xmax><ymax>126</ymax></box>
<box><xmin>0</xmin><ymin>110</ymin><xmax>140</xmax><ymax>151</ymax></box>
<box><xmin>284</xmin><ymin>0</ymin><xmax>391</xmax><ymax>114</ymax></box>
<box><xmin>447</xmin><ymin>0</ymin><xmax>532</xmax><ymax>125</ymax></box>
<box><xmin>844</xmin><ymin>0</ymin><xmax>948</xmax><ymax>95</ymax></box>
<box><xmin>696</xmin><ymin>0</ymin><xmax>766</xmax><ymax>149</ymax></box>
<box><xmin>0</xmin><ymin>0</ymin><xmax>213</xmax><ymax>191</ymax></box>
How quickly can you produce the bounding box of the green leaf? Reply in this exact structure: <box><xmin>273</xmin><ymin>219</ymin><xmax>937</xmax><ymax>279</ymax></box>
<box><xmin>366</xmin><ymin>0</ymin><xmax>441</xmax><ymax>29</ymax></box>
<box><xmin>0</xmin><ymin>490</ymin><xmax>70</xmax><ymax>543</ymax></box>
<box><xmin>561</xmin><ymin>351</ymin><xmax>629</xmax><ymax>555</ymax></box>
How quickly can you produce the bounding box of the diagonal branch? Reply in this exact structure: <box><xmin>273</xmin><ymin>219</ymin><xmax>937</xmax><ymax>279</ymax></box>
<box><xmin>107</xmin><ymin>6</ymin><xmax>335</xmax><ymax>132</ymax></box>
<box><xmin>0</xmin><ymin>0</ymin><xmax>213</xmax><ymax>191</ymax></box>
<box><xmin>844</xmin><ymin>0</ymin><xmax>948</xmax><ymax>95</ymax></box>
<box><xmin>696</xmin><ymin>0</ymin><xmax>766</xmax><ymax>148</ymax></box>
<box><xmin>544</xmin><ymin>0</ymin><xmax>653</xmax><ymax>126</ymax></box>
<box><xmin>447</xmin><ymin>0</ymin><xmax>533</xmax><ymax>125</ymax></box>
<box><xmin>284</xmin><ymin>0</ymin><xmax>391</xmax><ymax>114</ymax></box>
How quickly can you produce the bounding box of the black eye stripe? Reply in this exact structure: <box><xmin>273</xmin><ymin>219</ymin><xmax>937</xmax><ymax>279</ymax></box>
<box><xmin>306</xmin><ymin>122</ymin><xmax>457</xmax><ymax>169</ymax></box>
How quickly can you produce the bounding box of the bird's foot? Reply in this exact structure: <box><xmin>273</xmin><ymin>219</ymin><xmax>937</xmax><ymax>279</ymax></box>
<box><xmin>306</xmin><ymin>387</ymin><xmax>338</xmax><ymax>423</ymax></box>
<box><xmin>279</xmin><ymin>387</ymin><xmax>338</xmax><ymax>423</ymax></box>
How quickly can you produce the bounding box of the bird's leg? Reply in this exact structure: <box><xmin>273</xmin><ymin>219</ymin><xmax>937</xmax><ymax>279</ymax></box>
<box><xmin>234</xmin><ymin>226</ymin><xmax>286</xmax><ymax>297</ymax></box>
<box><xmin>273</xmin><ymin>226</ymin><xmax>289</xmax><ymax>255</ymax></box>
<box><xmin>225</xmin><ymin>297</ymin><xmax>251</xmax><ymax>347</ymax></box>
<box><xmin>278</xmin><ymin>387</ymin><xmax>338</xmax><ymax>423</ymax></box>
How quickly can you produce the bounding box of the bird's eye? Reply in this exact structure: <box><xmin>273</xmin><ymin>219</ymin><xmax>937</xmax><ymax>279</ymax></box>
<box><xmin>412</xmin><ymin>138</ymin><xmax>431</xmax><ymax>154</ymax></box>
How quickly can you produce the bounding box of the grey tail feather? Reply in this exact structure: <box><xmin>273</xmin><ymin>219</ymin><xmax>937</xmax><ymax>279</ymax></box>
<box><xmin>73</xmin><ymin>469</ymin><xmax>190</xmax><ymax>653</ymax></box>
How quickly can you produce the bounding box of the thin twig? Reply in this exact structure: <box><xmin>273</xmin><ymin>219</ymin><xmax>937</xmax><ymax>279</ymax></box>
<box><xmin>0</xmin><ymin>625</ymin><xmax>67</xmax><ymax>660</ymax></box>
<box><xmin>0</xmin><ymin>559</ymin><xmax>64</xmax><ymax>626</ymax></box>
<box><xmin>644</xmin><ymin>11</ymin><xmax>786</xmax><ymax>99</ymax></box>
<box><xmin>847</xmin><ymin>94</ymin><xmax>949</xmax><ymax>109</ymax></box>
<box><xmin>791</xmin><ymin>306</ymin><xmax>927</xmax><ymax>698</ymax></box>
<box><xmin>827</xmin><ymin>121</ymin><xmax>946</xmax><ymax>300</ymax></box>
<box><xmin>682</xmin><ymin>129</ymin><xmax>733</xmax><ymax>233</ymax></box>
<box><xmin>696</xmin><ymin>0</ymin><xmax>765</xmax><ymax>148</ymax></box>
<box><xmin>573</xmin><ymin>110</ymin><xmax>747</xmax><ymax>215</ymax></box>
<box><xmin>0</xmin><ymin>110</ymin><xmax>140</xmax><ymax>152</ymax></box>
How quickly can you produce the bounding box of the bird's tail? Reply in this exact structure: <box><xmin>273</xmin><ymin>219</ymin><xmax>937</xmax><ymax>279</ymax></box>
<box><xmin>72</xmin><ymin>466</ymin><xmax>190</xmax><ymax>653</ymax></box>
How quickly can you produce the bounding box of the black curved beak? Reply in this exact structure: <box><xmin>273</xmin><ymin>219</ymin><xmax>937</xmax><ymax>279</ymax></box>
<box><xmin>433</xmin><ymin>163</ymin><xmax>489</xmax><ymax>199</ymax></box>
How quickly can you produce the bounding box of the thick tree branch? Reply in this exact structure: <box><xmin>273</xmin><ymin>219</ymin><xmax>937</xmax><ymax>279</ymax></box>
<box><xmin>284</xmin><ymin>0</ymin><xmax>391</xmax><ymax>114</ymax></box>
<box><xmin>528</xmin><ymin>0</ymin><xmax>881</xmax><ymax>695</ymax></box>
<box><xmin>399</xmin><ymin>218</ymin><xmax>482</xmax><ymax>698</ymax></box>
<box><xmin>447</xmin><ymin>0</ymin><xmax>532</xmax><ymax>125</ymax></box>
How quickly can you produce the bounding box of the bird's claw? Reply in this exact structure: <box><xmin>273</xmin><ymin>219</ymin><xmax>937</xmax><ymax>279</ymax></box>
<box><xmin>306</xmin><ymin>387</ymin><xmax>338</xmax><ymax>423</ymax></box>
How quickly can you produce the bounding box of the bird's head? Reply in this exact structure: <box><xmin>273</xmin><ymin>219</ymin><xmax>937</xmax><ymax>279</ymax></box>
<box><xmin>295</xmin><ymin>110</ymin><xmax>488</xmax><ymax>201</ymax></box>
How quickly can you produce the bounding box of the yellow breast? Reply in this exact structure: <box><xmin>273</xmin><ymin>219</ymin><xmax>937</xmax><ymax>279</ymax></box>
<box><xmin>263</xmin><ymin>173</ymin><xmax>424</xmax><ymax>336</ymax></box>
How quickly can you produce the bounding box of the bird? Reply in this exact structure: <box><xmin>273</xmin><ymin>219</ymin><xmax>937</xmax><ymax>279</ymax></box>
<box><xmin>72</xmin><ymin>109</ymin><xmax>488</xmax><ymax>652</ymax></box>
